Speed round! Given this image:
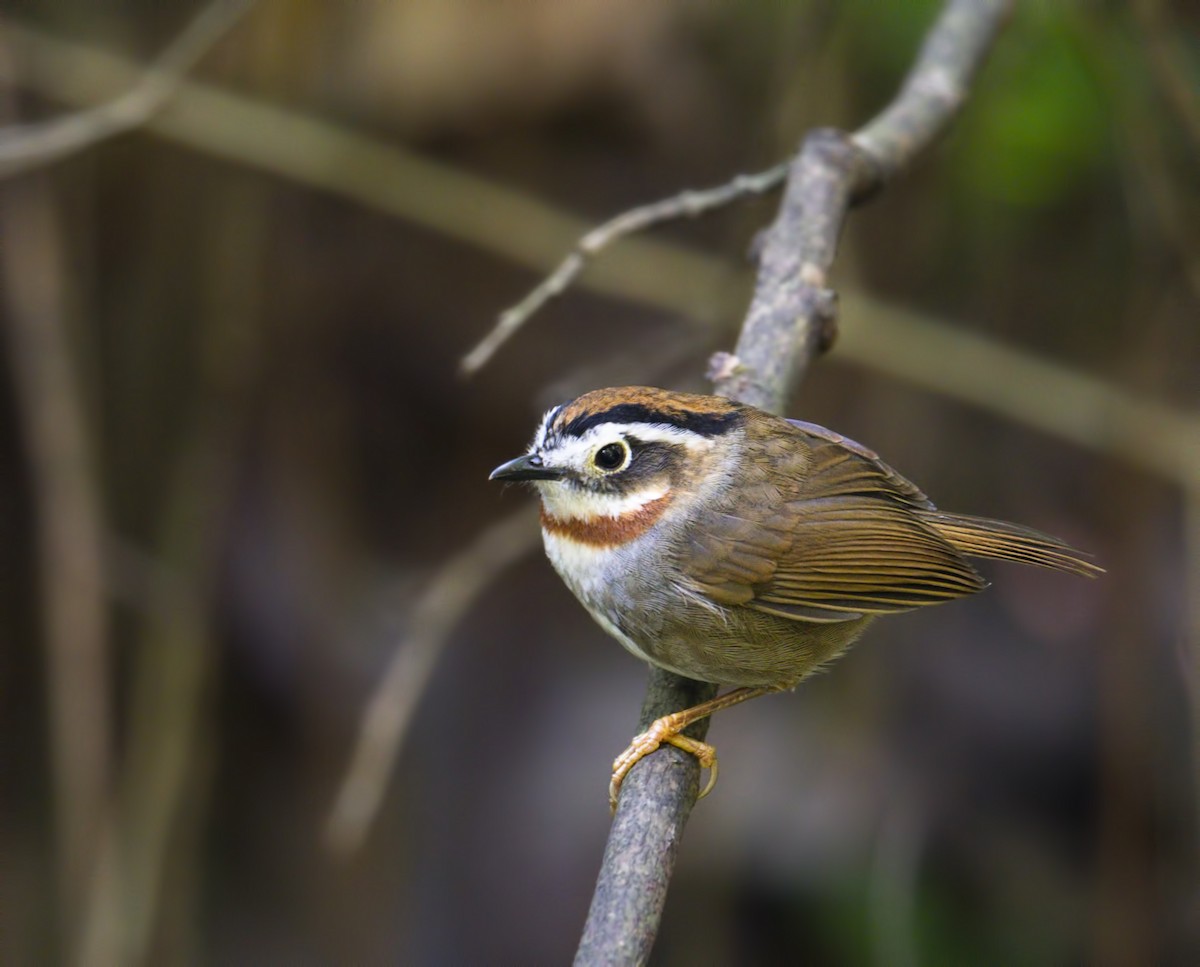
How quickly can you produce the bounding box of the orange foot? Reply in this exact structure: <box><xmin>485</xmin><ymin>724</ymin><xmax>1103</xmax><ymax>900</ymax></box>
<box><xmin>608</xmin><ymin>714</ymin><xmax>719</xmax><ymax>812</ymax></box>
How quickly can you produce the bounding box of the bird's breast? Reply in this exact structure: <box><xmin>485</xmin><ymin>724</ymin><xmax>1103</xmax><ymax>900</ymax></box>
<box><xmin>538</xmin><ymin>491</ymin><xmax>673</xmax><ymax>548</ymax></box>
<box><xmin>538</xmin><ymin>488</ymin><xmax>675</xmax><ymax>621</ymax></box>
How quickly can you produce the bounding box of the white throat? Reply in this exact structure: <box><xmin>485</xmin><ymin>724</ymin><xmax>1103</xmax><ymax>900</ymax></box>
<box><xmin>537</xmin><ymin>480</ymin><xmax>669</xmax><ymax>522</ymax></box>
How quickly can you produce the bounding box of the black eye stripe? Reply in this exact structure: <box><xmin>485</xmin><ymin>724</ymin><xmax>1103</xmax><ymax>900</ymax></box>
<box><xmin>560</xmin><ymin>404</ymin><xmax>741</xmax><ymax>439</ymax></box>
<box><xmin>621</xmin><ymin>438</ymin><xmax>681</xmax><ymax>476</ymax></box>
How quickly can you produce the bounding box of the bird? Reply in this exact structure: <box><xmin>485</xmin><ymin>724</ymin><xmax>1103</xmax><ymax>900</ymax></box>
<box><xmin>489</xmin><ymin>385</ymin><xmax>1102</xmax><ymax>808</ymax></box>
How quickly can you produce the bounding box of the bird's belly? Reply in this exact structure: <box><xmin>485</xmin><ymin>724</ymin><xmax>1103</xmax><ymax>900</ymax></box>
<box><xmin>542</xmin><ymin>530</ymin><xmax>692</xmax><ymax>671</ymax></box>
<box><xmin>542</xmin><ymin>528</ymin><xmax>872</xmax><ymax>687</ymax></box>
<box><xmin>648</xmin><ymin>606</ymin><xmax>874</xmax><ymax>687</ymax></box>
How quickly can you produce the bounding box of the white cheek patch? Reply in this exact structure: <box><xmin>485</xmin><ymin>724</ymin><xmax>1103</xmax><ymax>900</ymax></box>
<box><xmin>539</xmin><ymin>480</ymin><xmax>669</xmax><ymax>522</ymax></box>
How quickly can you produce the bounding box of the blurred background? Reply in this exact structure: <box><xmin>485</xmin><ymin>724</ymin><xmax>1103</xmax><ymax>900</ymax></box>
<box><xmin>2</xmin><ymin>0</ymin><xmax>1198</xmax><ymax>963</ymax></box>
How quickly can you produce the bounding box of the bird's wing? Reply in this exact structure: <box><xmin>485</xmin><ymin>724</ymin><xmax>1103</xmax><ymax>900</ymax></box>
<box><xmin>678</xmin><ymin>418</ymin><xmax>986</xmax><ymax>623</ymax></box>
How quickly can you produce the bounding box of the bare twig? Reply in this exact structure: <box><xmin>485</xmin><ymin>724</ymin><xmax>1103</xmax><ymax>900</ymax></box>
<box><xmin>325</xmin><ymin>506</ymin><xmax>541</xmax><ymax>857</ymax></box>
<box><xmin>837</xmin><ymin>293</ymin><xmax>1200</xmax><ymax>484</ymax></box>
<box><xmin>0</xmin><ymin>0</ymin><xmax>255</xmax><ymax>178</ymax></box>
<box><xmin>850</xmin><ymin>0</ymin><xmax>1008</xmax><ymax>181</ymax></box>
<box><xmin>0</xmin><ymin>32</ymin><xmax>112</xmax><ymax>958</ymax></box>
<box><xmin>25</xmin><ymin>8</ymin><xmax>1191</xmax><ymax>898</ymax></box>
<box><xmin>577</xmin><ymin>2</ymin><xmax>1013</xmax><ymax>962</ymax></box>
<box><xmin>459</xmin><ymin>162</ymin><xmax>788</xmax><ymax>377</ymax></box>
<box><xmin>0</xmin><ymin>159</ymin><xmax>111</xmax><ymax>959</ymax></box>
<box><xmin>1131</xmin><ymin>0</ymin><xmax>1200</xmax><ymax>160</ymax></box>
<box><xmin>79</xmin><ymin>565</ymin><xmax>212</xmax><ymax>967</ymax></box>
<box><xmin>10</xmin><ymin>14</ymin><xmax>1197</xmax><ymax>487</ymax></box>
<box><xmin>1080</xmin><ymin>10</ymin><xmax>1200</xmax><ymax>308</ymax></box>
<box><xmin>5</xmin><ymin>17</ymin><xmax>734</xmax><ymax>328</ymax></box>
<box><xmin>79</xmin><ymin>170</ymin><xmax>270</xmax><ymax>967</ymax></box>
<box><xmin>712</xmin><ymin>0</ymin><xmax>1012</xmax><ymax>410</ymax></box>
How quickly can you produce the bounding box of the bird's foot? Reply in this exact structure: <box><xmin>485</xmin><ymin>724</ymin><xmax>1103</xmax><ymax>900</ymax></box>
<box><xmin>608</xmin><ymin>715</ymin><xmax>718</xmax><ymax>812</ymax></box>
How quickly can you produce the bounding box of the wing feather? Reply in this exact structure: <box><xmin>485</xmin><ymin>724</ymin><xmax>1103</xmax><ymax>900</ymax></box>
<box><xmin>923</xmin><ymin>512</ymin><xmax>1104</xmax><ymax>578</ymax></box>
<box><xmin>679</xmin><ymin>417</ymin><xmax>987</xmax><ymax>622</ymax></box>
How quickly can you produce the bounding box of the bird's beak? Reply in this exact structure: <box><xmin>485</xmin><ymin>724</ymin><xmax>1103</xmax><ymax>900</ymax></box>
<box><xmin>489</xmin><ymin>453</ymin><xmax>564</xmax><ymax>482</ymax></box>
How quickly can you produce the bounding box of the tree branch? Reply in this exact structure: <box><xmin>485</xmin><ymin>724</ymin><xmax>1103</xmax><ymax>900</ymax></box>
<box><xmin>459</xmin><ymin>162</ymin><xmax>788</xmax><ymax>377</ymax></box>
<box><xmin>324</xmin><ymin>506</ymin><xmax>541</xmax><ymax>857</ymax></box>
<box><xmin>0</xmin><ymin>0</ymin><xmax>255</xmax><ymax>179</ymax></box>
<box><xmin>0</xmin><ymin>143</ymin><xmax>111</xmax><ymax>962</ymax></box>
<box><xmin>19</xmin><ymin>9</ymin><xmax>1197</xmax><ymax>488</ymax></box>
<box><xmin>577</xmin><ymin>2</ymin><xmax>1013</xmax><ymax>962</ymax></box>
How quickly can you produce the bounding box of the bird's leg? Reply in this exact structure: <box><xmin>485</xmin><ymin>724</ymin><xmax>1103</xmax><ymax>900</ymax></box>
<box><xmin>609</xmin><ymin>685</ymin><xmax>776</xmax><ymax>810</ymax></box>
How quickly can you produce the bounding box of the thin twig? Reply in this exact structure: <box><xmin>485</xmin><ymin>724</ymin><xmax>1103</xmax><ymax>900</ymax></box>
<box><xmin>459</xmin><ymin>162</ymin><xmax>788</xmax><ymax>377</ymax></box>
<box><xmin>837</xmin><ymin>292</ymin><xmax>1200</xmax><ymax>484</ymax></box>
<box><xmin>0</xmin><ymin>0</ymin><xmax>255</xmax><ymax>178</ymax></box>
<box><xmin>578</xmin><ymin>2</ymin><xmax>1013</xmax><ymax>962</ymax></box>
<box><xmin>850</xmin><ymin>0</ymin><xmax>1008</xmax><ymax>181</ymax></box>
<box><xmin>12</xmin><ymin>13</ymin><xmax>1198</xmax><ymax>484</ymax></box>
<box><xmin>1131</xmin><ymin>0</ymin><xmax>1200</xmax><ymax>160</ymax></box>
<box><xmin>324</xmin><ymin>506</ymin><xmax>541</xmax><ymax>857</ymax></box>
<box><xmin>79</xmin><ymin>164</ymin><xmax>271</xmax><ymax>967</ymax></box>
<box><xmin>6</xmin><ymin>16</ymin><xmax>736</xmax><ymax>328</ymax></box>
<box><xmin>0</xmin><ymin>153</ymin><xmax>111</xmax><ymax>960</ymax></box>
<box><xmin>1078</xmin><ymin>10</ymin><xmax>1200</xmax><ymax>308</ymax></box>
<box><xmin>25</xmin><ymin>13</ymin><xmax>1193</xmax><ymax>889</ymax></box>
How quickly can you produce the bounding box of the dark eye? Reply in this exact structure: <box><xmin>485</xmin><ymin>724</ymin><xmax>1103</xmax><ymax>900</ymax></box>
<box><xmin>593</xmin><ymin>441</ymin><xmax>629</xmax><ymax>472</ymax></box>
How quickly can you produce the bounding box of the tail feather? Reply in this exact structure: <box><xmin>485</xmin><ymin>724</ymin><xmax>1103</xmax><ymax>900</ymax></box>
<box><xmin>923</xmin><ymin>512</ymin><xmax>1104</xmax><ymax>579</ymax></box>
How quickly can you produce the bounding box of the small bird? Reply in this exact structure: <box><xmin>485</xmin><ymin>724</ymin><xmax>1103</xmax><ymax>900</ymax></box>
<box><xmin>490</xmin><ymin>386</ymin><xmax>1101</xmax><ymax>808</ymax></box>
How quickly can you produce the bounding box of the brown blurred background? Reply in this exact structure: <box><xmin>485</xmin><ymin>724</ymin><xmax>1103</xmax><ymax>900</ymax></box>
<box><xmin>1</xmin><ymin>0</ymin><xmax>1198</xmax><ymax>964</ymax></box>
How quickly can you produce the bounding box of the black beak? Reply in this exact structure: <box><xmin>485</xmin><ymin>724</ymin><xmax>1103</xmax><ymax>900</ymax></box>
<box><xmin>488</xmin><ymin>453</ymin><xmax>564</xmax><ymax>482</ymax></box>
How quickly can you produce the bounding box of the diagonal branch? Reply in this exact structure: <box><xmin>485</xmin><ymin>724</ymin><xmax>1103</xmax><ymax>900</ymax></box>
<box><xmin>0</xmin><ymin>0</ymin><xmax>255</xmax><ymax>178</ymax></box>
<box><xmin>0</xmin><ymin>157</ymin><xmax>111</xmax><ymax>958</ymax></box>
<box><xmin>459</xmin><ymin>162</ymin><xmax>789</xmax><ymax>377</ymax></box>
<box><xmin>324</xmin><ymin>506</ymin><xmax>542</xmax><ymax>857</ymax></box>
<box><xmin>10</xmin><ymin>12</ymin><xmax>1191</xmax><ymax>483</ymax></box>
<box><xmin>576</xmin><ymin>2</ymin><xmax>1013</xmax><ymax>963</ymax></box>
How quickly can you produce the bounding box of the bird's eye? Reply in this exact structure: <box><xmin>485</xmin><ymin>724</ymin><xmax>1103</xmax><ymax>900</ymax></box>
<box><xmin>593</xmin><ymin>441</ymin><xmax>629</xmax><ymax>472</ymax></box>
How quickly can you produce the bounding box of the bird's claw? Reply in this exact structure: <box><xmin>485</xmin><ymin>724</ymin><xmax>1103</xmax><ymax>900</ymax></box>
<box><xmin>608</xmin><ymin>717</ymin><xmax>719</xmax><ymax>812</ymax></box>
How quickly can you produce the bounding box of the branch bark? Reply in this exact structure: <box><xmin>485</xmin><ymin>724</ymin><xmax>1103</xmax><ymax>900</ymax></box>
<box><xmin>576</xmin><ymin>2</ymin><xmax>1013</xmax><ymax>963</ymax></box>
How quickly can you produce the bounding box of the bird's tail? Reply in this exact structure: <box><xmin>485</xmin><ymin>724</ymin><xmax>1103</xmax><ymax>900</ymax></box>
<box><xmin>923</xmin><ymin>512</ymin><xmax>1104</xmax><ymax>578</ymax></box>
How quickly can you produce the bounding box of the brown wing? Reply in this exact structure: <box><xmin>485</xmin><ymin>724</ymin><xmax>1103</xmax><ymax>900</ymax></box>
<box><xmin>921</xmin><ymin>512</ymin><xmax>1103</xmax><ymax>578</ymax></box>
<box><xmin>679</xmin><ymin>417</ymin><xmax>986</xmax><ymax>623</ymax></box>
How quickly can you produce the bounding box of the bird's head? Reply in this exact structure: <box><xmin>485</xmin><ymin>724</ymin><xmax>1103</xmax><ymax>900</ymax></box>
<box><xmin>490</xmin><ymin>386</ymin><xmax>745</xmax><ymax>539</ymax></box>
